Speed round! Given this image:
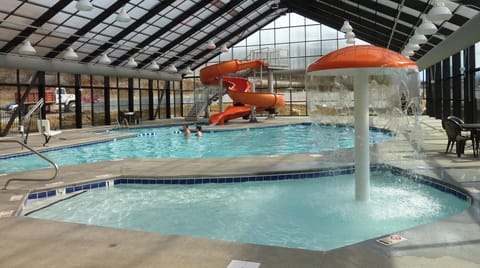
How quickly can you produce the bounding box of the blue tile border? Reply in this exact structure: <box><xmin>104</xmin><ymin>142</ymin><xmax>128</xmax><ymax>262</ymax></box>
<box><xmin>26</xmin><ymin>164</ymin><xmax>470</xmax><ymax>204</ymax></box>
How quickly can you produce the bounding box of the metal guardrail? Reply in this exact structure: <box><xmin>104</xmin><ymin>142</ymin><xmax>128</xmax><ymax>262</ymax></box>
<box><xmin>0</xmin><ymin>139</ymin><xmax>58</xmax><ymax>190</ymax></box>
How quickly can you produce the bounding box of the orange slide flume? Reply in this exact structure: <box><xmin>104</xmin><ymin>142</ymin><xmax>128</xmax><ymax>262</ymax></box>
<box><xmin>200</xmin><ymin>59</ymin><xmax>285</xmax><ymax>125</ymax></box>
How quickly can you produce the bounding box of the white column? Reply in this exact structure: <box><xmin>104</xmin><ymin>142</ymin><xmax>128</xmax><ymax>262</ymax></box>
<box><xmin>354</xmin><ymin>70</ymin><xmax>370</xmax><ymax>201</ymax></box>
<box><xmin>218</xmin><ymin>76</ymin><xmax>224</xmax><ymax>112</ymax></box>
<box><xmin>249</xmin><ymin>78</ymin><xmax>257</xmax><ymax>122</ymax></box>
<box><xmin>268</xmin><ymin>70</ymin><xmax>274</xmax><ymax>93</ymax></box>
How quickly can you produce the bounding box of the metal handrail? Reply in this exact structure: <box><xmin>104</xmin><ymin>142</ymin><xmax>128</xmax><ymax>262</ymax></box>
<box><xmin>0</xmin><ymin>139</ymin><xmax>58</xmax><ymax>190</ymax></box>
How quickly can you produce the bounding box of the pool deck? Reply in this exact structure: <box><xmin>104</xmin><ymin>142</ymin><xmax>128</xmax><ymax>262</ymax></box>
<box><xmin>0</xmin><ymin>116</ymin><xmax>479</xmax><ymax>268</ymax></box>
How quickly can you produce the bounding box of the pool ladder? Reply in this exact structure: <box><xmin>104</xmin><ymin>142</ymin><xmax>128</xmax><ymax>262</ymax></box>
<box><xmin>0</xmin><ymin>139</ymin><xmax>58</xmax><ymax>190</ymax></box>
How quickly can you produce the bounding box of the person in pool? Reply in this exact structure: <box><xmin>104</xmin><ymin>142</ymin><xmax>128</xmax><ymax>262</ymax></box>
<box><xmin>182</xmin><ymin>123</ymin><xmax>191</xmax><ymax>137</ymax></box>
<box><xmin>196</xmin><ymin>126</ymin><xmax>202</xmax><ymax>137</ymax></box>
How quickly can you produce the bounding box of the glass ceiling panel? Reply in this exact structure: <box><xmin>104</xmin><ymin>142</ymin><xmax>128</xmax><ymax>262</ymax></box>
<box><xmin>49</xmin><ymin>11</ymin><xmax>72</xmax><ymax>25</ymax></box>
<box><xmin>55</xmin><ymin>26</ymin><xmax>78</xmax><ymax>36</ymax></box>
<box><xmin>63</xmin><ymin>16</ymin><xmax>91</xmax><ymax>28</ymax></box>
<box><xmin>0</xmin><ymin>2</ymin><xmax>21</xmax><ymax>13</ymax></box>
<box><xmin>7</xmin><ymin>16</ymin><xmax>34</xmax><ymax>29</ymax></box>
<box><xmin>15</xmin><ymin>3</ymin><xmax>48</xmax><ymax>18</ymax></box>
<box><xmin>142</xmin><ymin>25</ymin><xmax>162</xmax><ymax>36</ymax></box>
<box><xmin>0</xmin><ymin>0</ymin><xmax>475</xmax><ymax>71</ymax></box>
<box><xmin>29</xmin><ymin>0</ymin><xmax>59</xmax><ymax>5</ymax></box>
<box><xmin>101</xmin><ymin>25</ymin><xmax>125</xmax><ymax>37</ymax></box>
<box><xmin>0</xmin><ymin>29</ymin><xmax>20</xmax><ymax>41</ymax></box>
<box><xmin>128</xmin><ymin>6</ymin><xmax>150</xmax><ymax>19</ymax></box>
<box><xmin>37</xmin><ymin>36</ymin><xmax>64</xmax><ymax>48</ymax></box>
<box><xmin>457</xmin><ymin>6</ymin><xmax>478</xmax><ymax>18</ymax></box>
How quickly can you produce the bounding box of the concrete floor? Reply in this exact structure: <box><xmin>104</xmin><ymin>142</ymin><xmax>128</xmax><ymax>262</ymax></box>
<box><xmin>0</xmin><ymin>116</ymin><xmax>479</xmax><ymax>268</ymax></box>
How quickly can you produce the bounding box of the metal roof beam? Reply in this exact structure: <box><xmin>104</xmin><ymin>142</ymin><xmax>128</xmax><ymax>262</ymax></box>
<box><xmin>82</xmin><ymin>0</ymin><xmax>176</xmax><ymax>64</ymax></box>
<box><xmin>0</xmin><ymin>0</ymin><xmax>71</xmax><ymax>53</ymax></box>
<box><xmin>137</xmin><ymin>0</ymin><xmax>243</xmax><ymax>68</ymax></box>
<box><xmin>156</xmin><ymin>0</ymin><xmax>270</xmax><ymax>69</ymax></box>
<box><xmin>111</xmin><ymin>0</ymin><xmax>211</xmax><ymax>66</ymax></box>
<box><xmin>188</xmin><ymin>9</ymin><xmax>279</xmax><ymax>70</ymax></box>
<box><xmin>45</xmin><ymin>0</ymin><xmax>131</xmax><ymax>59</ymax></box>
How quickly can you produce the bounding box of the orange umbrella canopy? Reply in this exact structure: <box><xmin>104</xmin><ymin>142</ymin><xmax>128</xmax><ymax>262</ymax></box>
<box><xmin>307</xmin><ymin>45</ymin><xmax>417</xmax><ymax>73</ymax></box>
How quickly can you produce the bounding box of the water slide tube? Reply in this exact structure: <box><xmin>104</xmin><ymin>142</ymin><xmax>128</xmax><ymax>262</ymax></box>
<box><xmin>200</xmin><ymin>59</ymin><xmax>285</xmax><ymax>125</ymax></box>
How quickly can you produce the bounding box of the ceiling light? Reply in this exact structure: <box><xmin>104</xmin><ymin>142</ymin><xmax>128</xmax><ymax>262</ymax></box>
<box><xmin>182</xmin><ymin>65</ymin><xmax>193</xmax><ymax>75</ymax></box>
<box><xmin>346</xmin><ymin>37</ymin><xmax>356</xmax><ymax>44</ymax></box>
<box><xmin>207</xmin><ymin>40</ymin><xmax>216</xmax><ymax>49</ymax></box>
<box><xmin>427</xmin><ymin>0</ymin><xmax>452</xmax><ymax>24</ymax></box>
<box><xmin>148</xmin><ymin>61</ymin><xmax>159</xmax><ymax>70</ymax></box>
<box><xmin>116</xmin><ymin>8</ymin><xmax>131</xmax><ymax>23</ymax></box>
<box><xmin>340</xmin><ymin>20</ymin><xmax>353</xmax><ymax>33</ymax></box>
<box><xmin>98</xmin><ymin>53</ymin><xmax>111</xmax><ymax>65</ymax></box>
<box><xmin>344</xmin><ymin>31</ymin><xmax>355</xmax><ymax>39</ymax></box>
<box><xmin>410</xmin><ymin>34</ymin><xmax>428</xmax><ymax>44</ymax></box>
<box><xmin>220</xmin><ymin>44</ymin><xmax>229</xmax><ymax>53</ymax></box>
<box><xmin>76</xmin><ymin>0</ymin><xmax>94</xmax><ymax>12</ymax></box>
<box><xmin>19</xmin><ymin>40</ymin><xmax>36</xmax><ymax>55</ymax></box>
<box><xmin>64</xmin><ymin>47</ymin><xmax>79</xmax><ymax>60</ymax></box>
<box><xmin>401</xmin><ymin>50</ymin><xmax>414</xmax><ymax>57</ymax></box>
<box><xmin>165</xmin><ymin>64</ymin><xmax>177</xmax><ymax>73</ymax></box>
<box><xmin>126</xmin><ymin>57</ymin><xmax>138</xmax><ymax>68</ymax></box>
<box><xmin>416</xmin><ymin>16</ymin><xmax>437</xmax><ymax>35</ymax></box>
<box><xmin>405</xmin><ymin>42</ymin><xmax>420</xmax><ymax>51</ymax></box>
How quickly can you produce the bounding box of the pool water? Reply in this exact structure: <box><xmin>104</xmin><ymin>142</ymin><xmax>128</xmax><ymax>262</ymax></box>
<box><xmin>1</xmin><ymin>124</ymin><xmax>393</xmax><ymax>174</ymax></box>
<box><xmin>28</xmin><ymin>170</ymin><xmax>469</xmax><ymax>251</ymax></box>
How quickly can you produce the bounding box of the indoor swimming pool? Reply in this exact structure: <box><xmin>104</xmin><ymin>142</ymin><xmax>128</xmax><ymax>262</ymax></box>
<box><xmin>27</xmin><ymin>168</ymin><xmax>470</xmax><ymax>251</ymax></box>
<box><xmin>0</xmin><ymin>123</ymin><xmax>393</xmax><ymax>174</ymax></box>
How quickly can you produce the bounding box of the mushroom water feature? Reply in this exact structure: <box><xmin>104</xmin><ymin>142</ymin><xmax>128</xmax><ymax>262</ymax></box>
<box><xmin>306</xmin><ymin>45</ymin><xmax>418</xmax><ymax>201</ymax></box>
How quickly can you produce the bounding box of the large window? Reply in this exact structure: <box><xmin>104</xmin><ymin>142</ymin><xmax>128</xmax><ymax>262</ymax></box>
<box><xmin>191</xmin><ymin>12</ymin><xmax>369</xmax><ymax>117</ymax></box>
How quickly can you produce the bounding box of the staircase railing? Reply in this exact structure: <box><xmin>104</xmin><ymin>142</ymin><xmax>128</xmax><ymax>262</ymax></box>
<box><xmin>1</xmin><ymin>139</ymin><xmax>58</xmax><ymax>190</ymax></box>
<box><xmin>185</xmin><ymin>87</ymin><xmax>216</xmax><ymax>121</ymax></box>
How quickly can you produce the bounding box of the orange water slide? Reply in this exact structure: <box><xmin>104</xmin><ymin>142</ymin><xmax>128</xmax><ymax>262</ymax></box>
<box><xmin>200</xmin><ymin>59</ymin><xmax>285</xmax><ymax>125</ymax></box>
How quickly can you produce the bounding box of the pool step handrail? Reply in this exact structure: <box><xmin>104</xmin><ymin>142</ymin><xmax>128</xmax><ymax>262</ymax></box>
<box><xmin>0</xmin><ymin>139</ymin><xmax>58</xmax><ymax>190</ymax></box>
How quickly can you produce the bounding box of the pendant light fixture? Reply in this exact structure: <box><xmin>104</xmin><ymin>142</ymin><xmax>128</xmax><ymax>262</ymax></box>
<box><xmin>207</xmin><ymin>40</ymin><xmax>216</xmax><ymax>49</ymax></box>
<box><xmin>344</xmin><ymin>31</ymin><xmax>355</xmax><ymax>39</ymax></box>
<box><xmin>116</xmin><ymin>7</ymin><xmax>131</xmax><ymax>23</ymax></box>
<box><xmin>416</xmin><ymin>16</ymin><xmax>437</xmax><ymax>35</ymax></box>
<box><xmin>126</xmin><ymin>57</ymin><xmax>138</xmax><ymax>68</ymax></box>
<box><xmin>76</xmin><ymin>0</ymin><xmax>94</xmax><ymax>12</ymax></box>
<box><xmin>98</xmin><ymin>53</ymin><xmax>111</xmax><ymax>65</ymax></box>
<box><xmin>220</xmin><ymin>44</ymin><xmax>229</xmax><ymax>53</ymax></box>
<box><xmin>148</xmin><ymin>61</ymin><xmax>159</xmax><ymax>70</ymax></box>
<box><xmin>410</xmin><ymin>34</ymin><xmax>428</xmax><ymax>44</ymax></box>
<box><xmin>346</xmin><ymin>37</ymin><xmax>356</xmax><ymax>45</ymax></box>
<box><xmin>19</xmin><ymin>40</ymin><xmax>36</xmax><ymax>55</ymax></box>
<box><xmin>182</xmin><ymin>65</ymin><xmax>193</xmax><ymax>75</ymax></box>
<box><xmin>427</xmin><ymin>0</ymin><xmax>452</xmax><ymax>24</ymax></box>
<box><xmin>340</xmin><ymin>21</ymin><xmax>353</xmax><ymax>33</ymax></box>
<box><xmin>165</xmin><ymin>64</ymin><xmax>177</xmax><ymax>73</ymax></box>
<box><xmin>64</xmin><ymin>47</ymin><xmax>79</xmax><ymax>60</ymax></box>
<box><xmin>401</xmin><ymin>49</ymin><xmax>414</xmax><ymax>57</ymax></box>
<box><xmin>405</xmin><ymin>42</ymin><xmax>420</xmax><ymax>51</ymax></box>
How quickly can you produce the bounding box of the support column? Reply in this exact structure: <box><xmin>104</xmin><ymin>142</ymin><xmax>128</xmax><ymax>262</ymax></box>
<box><xmin>104</xmin><ymin>76</ymin><xmax>111</xmax><ymax>125</ymax></box>
<box><xmin>74</xmin><ymin>74</ymin><xmax>82</xmax><ymax>128</ymax></box>
<box><xmin>148</xmin><ymin>80</ymin><xmax>154</xmax><ymax>120</ymax></box>
<box><xmin>354</xmin><ymin>70</ymin><xmax>370</xmax><ymax>202</ymax></box>
<box><xmin>268</xmin><ymin>70</ymin><xmax>274</xmax><ymax>93</ymax></box>
<box><xmin>38</xmin><ymin>71</ymin><xmax>46</xmax><ymax>119</ymax></box>
<box><xmin>249</xmin><ymin>78</ymin><xmax>257</xmax><ymax>122</ymax></box>
<box><xmin>219</xmin><ymin>76</ymin><xmax>224</xmax><ymax>112</ymax></box>
<box><xmin>128</xmin><ymin>78</ymin><xmax>134</xmax><ymax>112</ymax></box>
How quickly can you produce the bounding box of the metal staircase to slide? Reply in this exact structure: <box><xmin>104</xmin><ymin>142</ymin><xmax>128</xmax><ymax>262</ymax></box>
<box><xmin>185</xmin><ymin>87</ymin><xmax>224</xmax><ymax>121</ymax></box>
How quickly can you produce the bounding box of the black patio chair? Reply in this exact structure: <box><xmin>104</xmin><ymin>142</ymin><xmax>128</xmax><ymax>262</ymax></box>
<box><xmin>442</xmin><ymin>118</ymin><xmax>475</xmax><ymax>157</ymax></box>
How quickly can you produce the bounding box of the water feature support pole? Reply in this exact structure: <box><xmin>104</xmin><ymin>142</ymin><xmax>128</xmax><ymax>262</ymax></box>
<box><xmin>354</xmin><ymin>69</ymin><xmax>370</xmax><ymax>201</ymax></box>
<box><xmin>218</xmin><ymin>76</ymin><xmax>224</xmax><ymax>112</ymax></box>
